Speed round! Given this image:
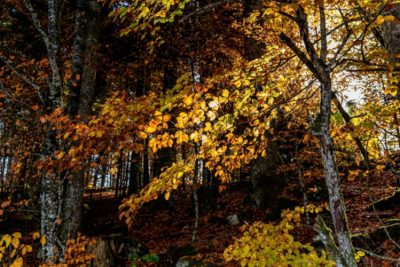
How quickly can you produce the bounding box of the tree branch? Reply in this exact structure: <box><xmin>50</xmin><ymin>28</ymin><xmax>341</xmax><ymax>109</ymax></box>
<box><xmin>319</xmin><ymin>1</ymin><xmax>327</xmax><ymax>63</ymax></box>
<box><xmin>23</xmin><ymin>0</ymin><xmax>50</xmax><ymax>47</ymax></box>
<box><xmin>278</xmin><ymin>32</ymin><xmax>321</xmax><ymax>82</ymax></box>
<box><xmin>354</xmin><ymin>247</ymin><xmax>400</xmax><ymax>263</ymax></box>
<box><xmin>0</xmin><ymin>56</ymin><xmax>44</xmax><ymax>104</ymax></box>
<box><xmin>179</xmin><ymin>0</ymin><xmax>242</xmax><ymax>23</ymax></box>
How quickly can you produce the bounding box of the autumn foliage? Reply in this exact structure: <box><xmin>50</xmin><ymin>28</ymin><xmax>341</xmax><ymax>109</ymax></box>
<box><xmin>0</xmin><ymin>0</ymin><xmax>400</xmax><ymax>266</ymax></box>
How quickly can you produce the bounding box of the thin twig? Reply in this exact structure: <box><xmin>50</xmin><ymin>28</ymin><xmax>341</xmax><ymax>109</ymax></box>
<box><xmin>355</xmin><ymin>247</ymin><xmax>400</xmax><ymax>263</ymax></box>
<box><xmin>22</xmin><ymin>0</ymin><xmax>50</xmax><ymax>47</ymax></box>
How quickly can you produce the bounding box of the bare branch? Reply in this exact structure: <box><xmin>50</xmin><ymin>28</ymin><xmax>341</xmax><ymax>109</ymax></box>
<box><xmin>354</xmin><ymin>247</ymin><xmax>400</xmax><ymax>263</ymax></box>
<box><xmin>0</xmin><ymin>56</ymin><xmax>44</xmax><ymax>104</ymax></box>
<box><xmin>23</xmin><ymin>0</ymin><xmax>50</xmax><ymax>47</ymax></box>
<box><xmin>279</xmin><ymin>32</ymin><xmax>321</xmax><ymax>82</ymax></box>
<box><xmin>319</xmin><ymin>1</ymin><xmax>327</xmax><ymax>63</ymax></box>
<box><xmin>328</xmin><ymin>8</ymin><xmax>352</xmax><ymax>69</ymax></box>
<box><xmin>179</xmin><ymin>0</ymin><xmax>242</xmax><ymax>23</ymax></box>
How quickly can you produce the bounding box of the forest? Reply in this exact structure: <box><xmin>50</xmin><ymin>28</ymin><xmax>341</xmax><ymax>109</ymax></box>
<box><xmin>0</xmin><ymin>0</ymin><xmax>400</xmax><ymax>266</ymax></box>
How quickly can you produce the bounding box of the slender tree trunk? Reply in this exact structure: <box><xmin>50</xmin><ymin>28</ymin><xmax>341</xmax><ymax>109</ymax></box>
<box><xmin>115</xmin><ymin>153</ymin><xmax>123</xmax><ymax>198</ymax></box>
<box><xmin>142</xmin><ymin>140</ymin><xmax>150</xmax><ymax>186</ymax></box>
<box><xmin>192</xmin><ymin>146</ymin><xmax>203</xmax><ymax>243</ymax></box>
<box><xmin>0</xmin><ymin>157</ymin><xmax>5</xmax><ymax>194</ymax></box>
<box><xmin>316</xmin><ymin>79</ymin><xmax>356</xmax><ymax>267</ymax></box>
<box><xmin>127</xmin><ymin>153</ymin><xmax>138</xmax><ymax>194</ymax></box>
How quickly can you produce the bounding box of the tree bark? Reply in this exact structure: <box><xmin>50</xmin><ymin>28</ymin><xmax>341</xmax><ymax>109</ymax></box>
<box><xmin>316</xmin><ymin>79</ymin><xmax>357</xmax><ymax>267</ymax></box>
<box><xmin>38</xmin><ymin>0</ymin><xmax>64</xmax><ymax>260</ymax></box>
<box><xmin>62</xmin><ymin>0</ymin><xmax>101</xmax><ymax>243</ymax></box>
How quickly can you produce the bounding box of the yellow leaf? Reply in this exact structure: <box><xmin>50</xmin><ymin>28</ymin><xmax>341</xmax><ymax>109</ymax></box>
<box><xmin>190</xmin><ymin>132</ymin><xmax>199</xmax><ymax>142</ymax></box>
<box><xmin>12</xmin><ymin>232</ymin><xmax>21</xmax><ymax>239</ymax></box>
<box><xmin>182</xmin><ymin>133</ymin><xmax>189</xmax><ymax>143</ymax></box>
<box><xmin>176</xmin><ymin>117</ymin><xmax>185</xmax><ymax>128</ymax></box>
<box><xmin>233</xmin><ymin>79</ymin><xmax>241</xmax><ymax>87</ymax></box>
<box><xmin>40</xmin><ymin>236</ymin><xmax>46</xmax><ymax>246</ymax></box>
<box><xmin>63</xmin><ymin>132</ymin><xmax>71</xmax><ymax>139</ymax></box>
<box><xmin>390</xmin><ymin>87</ymin><xmax>398</xmax><ymax>97</ymax></box>
<box><xmin>164</xmin><ymin>191</ymin><xmax>170</xmax><ymax>200</ymax></box>
<box><xmin>163</xmin><ymin>114</ymin><xmax>171</xmax><ymax>122</ymax></box>
<box><xmin>184</xmin><ymin>95</ymin><xmax>193</xmax><ymax>105</ymax></box>
<box><xmin>207</xmin><ymin>110</ymin><xmax>216</xmax><ymax>121</ymax></box>
<box><xmin>204</xmin><ymin>122</ymin><xmax>212</xmax><ymax>132</ymax></box>
<box><xmin>10</xmin><ymin>257</ymin><xmax>23</xmax><ymax>267</ymax></box>
<box><xmin>376</xmin><ymin>16</ymin><xmax>385</xmax><ymax>25</ymax></box>
<box><xmin>147</xmin><ymin>125</ymin><xmax>157</xmax><ymax>134</ymax></box>
<box><xmin>32</xmin><ymin>232</ymin><xmax>40</xmax><ymax>240</ymax></box>
<box><xmin>356</xmin><ymin>251</ymin><xmax>365</xmax><ymax>257</ymax></box>
<box><xmin>154</xmin><ymin>111</ymin><xmax>162</xmax><ymax>118</ymax></box>
<box><xmin>384</xmin><ymin>15</ymin><xmax>396</xmax><ymax>22</ymax></box>
<box><xmin>168</xmin><ymin>139</ymin><xmax>174</xmax><ymax>147</ymax></box>
<box><xmin>10</xmin><ymin>248</ymin><xmax>16</xmax><ymax>258</ymax></box>
<box><xmin>56</xmin><ymin>151</ymin><xmax>65</xmax><ymax>160</ymax></box>
<box><xmin>96</xmin><ymin>129</ymin><xmax>105</xmax><ymax>138</ymax></box>
<box><xmin>2</xmin><ymin>235</ymin><xmax>11</xmax><ymax>247</ymax></box>
<box><xmin>242</xmin><ymin>79</ymin><xmax>251</xmax><ymax>86</ymax></box>
<box><xmin>136</xmin><ymin>130</ymin><xmax>148</xmax><ymax>139</ymax></box>
<box><xmin>222</xmin><ymin>89</ymin><xmax>229</xmax><ymax>98</ymax></box>
<box><xmin>243</xmin><ymin>245</ymin><xmax>250</xmax><ymax>256</ymax></box>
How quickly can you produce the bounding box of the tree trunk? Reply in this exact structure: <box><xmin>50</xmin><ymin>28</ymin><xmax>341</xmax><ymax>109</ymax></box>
<box><xmin>279</xmin><ymin>3</ymin><xmax>356</xmax><ymax>265</ymax></box>
<box><xmin>77</xmin><ymin>0</ymin><xmax>100</xmax><ymax>121</ymax></box>
<box><xmin>62</xmin><ymin>0</ymin><xmax>101</xmax><ymax>241</ymax></box>
<box><xmin>31</xmin><ymin>0</ymin><xmax>100</xmax><ymax>261</ymax></box>
<box><xmin>39</xmin><ymin>0</ymin><xmax>64</xmax><ymax>260</ymax></box>
<box><xmin>316</xmin><ymin>79</ymin><xmax>356</xmax><ymax>267</ymax></box>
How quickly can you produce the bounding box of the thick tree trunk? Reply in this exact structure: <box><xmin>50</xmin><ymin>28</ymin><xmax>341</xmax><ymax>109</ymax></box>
<box><xmin>39</xmin><ymin>0</ymin><xmax>64</xmax><ymax>260</ymax></box>
<box><xmin>78</xmin><ymin>0</ymin><xmax>100</xmax><ymax>121</ymax></box>
<box><xmin>60</xmin><ymin>0</ymin><xmax>100</xmax><ymax>246</ymax></box>
<box><xmin>32</xmin><ymin>0</ymin><xmax>100</xmax><ymax>261</ymax></box>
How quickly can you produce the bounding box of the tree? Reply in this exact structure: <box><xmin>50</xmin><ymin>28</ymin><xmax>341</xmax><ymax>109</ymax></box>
<box><xmin>1</xmin><ymin>0</ymin><xmax>399</xmax><ymax>265</ymax></box>
<box><xmin>19</xmin><ymin>0</ymin><xmax>101</xmax><ymax>261</ymax></box>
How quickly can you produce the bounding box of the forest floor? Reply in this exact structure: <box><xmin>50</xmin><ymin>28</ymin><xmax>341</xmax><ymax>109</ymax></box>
<box><xmin>80</xmin><ymin>171</ymin><xmax>400</xmax><ymax>266</ymax></box>
<box><xmin>0</xmin><ymin>172</ymin><xmax>398</xmax><ymax>266</ymax></box>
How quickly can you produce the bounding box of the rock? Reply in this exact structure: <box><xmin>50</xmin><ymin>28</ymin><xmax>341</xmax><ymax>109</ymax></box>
<box><xmin>227</xmin><ymin>214</ymin><xmax>240</xmax><ymax>225</ymax></box>
<box><xmin>175</xmin><ymin>256</ymin><xmax>211</xmax><ymax>267</ymax></box>
<box><xmin>175</xmin><ymin>257</ymin><xmax>191</xmax><ymax>267</ymax></box>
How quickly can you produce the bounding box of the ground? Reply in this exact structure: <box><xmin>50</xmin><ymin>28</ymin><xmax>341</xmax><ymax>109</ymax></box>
<box><xmin>0</xmin><ymin>172</ymin><xmax>399</xmax><ymax>266</ymax></box>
